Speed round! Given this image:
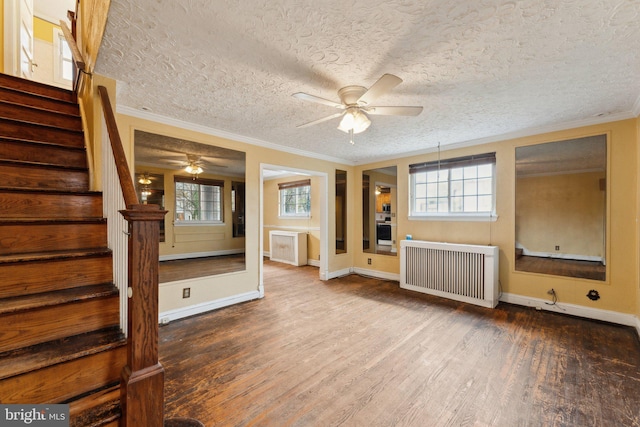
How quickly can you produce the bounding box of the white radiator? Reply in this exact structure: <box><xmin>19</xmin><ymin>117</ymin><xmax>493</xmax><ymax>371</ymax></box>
<box><xmin>269</xmin><ymin>231</ymin><xmax>307</xmax><ymax>266</ymax></box>
<box><xmin>400</xmin><ymin>240</ymin><xmax>499</xmax><ymax>308</ymax></box>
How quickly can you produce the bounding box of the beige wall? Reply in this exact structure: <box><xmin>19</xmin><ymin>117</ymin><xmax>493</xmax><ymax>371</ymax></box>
<box><xmin>263</xmin><ymin>176</ymin><xmax>322</xmax><ymax>262</ymax></box>
<box><xmin>90</xmin><ymin>74</ymin><xmax>638</xmax><ymax>319</ymax></box>
<box><xmin>516</xmin><ymin>171</ymin><xmax>606</xmax><ymax>259</ymax></box>
<box><xmin>0</xmin><ymin>0</ymin><xmax>4</xmax><ymax>74</ymax></box>
<box><xmin>134</xmin><ymin>165</ymin><xmax>245</xmax><ymax>259</ymax></box>
<box><xmin>355</xmin><ymin>119</ymin><xmax>637</xmax><ymax>314</ymax></box>
<box><xmin>100</xmin><ymin>95</ymin><xmax>352</xmax><ymax>313</ymax></box>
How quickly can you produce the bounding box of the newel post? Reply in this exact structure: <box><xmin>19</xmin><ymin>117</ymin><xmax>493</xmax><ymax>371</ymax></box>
<box><xmin>120</xmin><ymin>204</ymin><xmax>167</xmax><ymax>427</ymax></box>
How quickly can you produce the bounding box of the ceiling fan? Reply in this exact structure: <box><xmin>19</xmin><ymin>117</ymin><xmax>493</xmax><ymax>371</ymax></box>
<box><xmin>293</xmin><ymin>74</ymin><xmax>423</xmax><ymax>144</ymax></box>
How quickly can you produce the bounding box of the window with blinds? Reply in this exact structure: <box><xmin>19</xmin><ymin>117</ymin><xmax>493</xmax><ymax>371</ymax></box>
<box><xmin>278</xmin><ymin>179</ymin><xmax>311</xmax><ymax>217</ymax></box>
<box><xmin>174</xmin><ymin>176</ymin><xmax>224</xmax><ymax>223</ymax></box>
<box><xmin>409</xmin><ymin>153</ymin><xmax>496</xmax><ymax>218</ymax></box>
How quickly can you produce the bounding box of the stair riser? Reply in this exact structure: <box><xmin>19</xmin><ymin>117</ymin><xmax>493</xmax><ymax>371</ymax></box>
<box><xmin>0</xmin><ymin>139</ymin><xmax>86</xmax><ymax>168</ymax></box>
<box><xmin>0</xmin><ymin>295</ymin><xmax>120</xmax><ymax>353</ymax></box>
<box><xmin>0</xmin><ymin>345</ymin><xmax>125</xmax><ymax>404</ymax></box>
<box><xmin>0</xmin><ymin>255</ymin><xmax>113</xmax><ymax>298</ymax></box>
<box><xmin>0</xmin><ymin>73</ymin><xmax>76</xmax><ymax>103</ymax></box>
<box><xmin>0</xmin><ymin>118</ymin><xmax>84</xmax><ymax>148</ymax></box>
<box><xmin>0</xmin><ymin>222</ymin><xmax>106</xmax><ymax>255</ymax></box>
<box><xmin>0</xmin><ymin>102</ymin><xmax>82</xmax><ymax>131</ymax></box>
<box><xmin>0</xmin><ymin>191</ymin><xmax>102</xmax><ymax>219</ymax></box>
<box><xmin>0</xmin><ymin>163</ymin><xmax>88</xmax><ymax>191</ymax></box>
<box><xmin>0</xmin><ymin>87</ymin><xmax>79</xmax><ymax>115</ymax></box>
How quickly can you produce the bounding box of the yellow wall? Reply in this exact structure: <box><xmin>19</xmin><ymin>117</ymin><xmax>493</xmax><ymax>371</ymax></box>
<box><xmin>34</xmin><ymin>17</ymin><xmax>55</xmax><ymax>43</ymax></box>
<box><xmin>89</xmin><ymin>74</ymin><xmax>638</xmax><ymax>319</ymax></box>
<box><xmin>100</xmin><ymin>94</ymin><xmax>353</xmax><ymax>313</ymax></box>
<box><xmin>355</xmin><ymin>119</ymin><xmax>636</xmax><ymax>314</ymax></box>
<box><xmin>0</xmin><ymin>0</ymin><xmax>4</xmax><ymax>74</ymax></box>
<box><xmin>134</xmin><ymin>166</ymin><xmax>245</xmax><ymax>258</ymax></box>
<box><xmin>516</xmin><ymin>171</ymin><xmax>606</xmax><ymax>259</ymax></box>
<box><xmin>263</xmin><ymin>176</ymin><xmax>322</xmax><ymax>262</ymax></box>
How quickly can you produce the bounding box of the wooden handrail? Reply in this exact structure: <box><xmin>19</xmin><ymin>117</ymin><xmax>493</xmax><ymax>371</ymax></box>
<box><xmin>59</xmin><ymin>20</ymin><xmax>85</xmax><ymax>72</ymax></box>
<box><xmin>59</xmin><ymin>20</ymin><xmax>86</xmax><ymax>94</ymax></box>
<box><xmin>97</xmin><ymin>86</ymin><xmax>139</xmax><ymax>208</ymax></box>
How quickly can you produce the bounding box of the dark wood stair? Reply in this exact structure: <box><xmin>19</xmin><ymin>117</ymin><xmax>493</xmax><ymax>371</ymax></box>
<box><xmin>0</xmin><ymin>75</ymin><xmax>125</xmax><ymax>426</ymax></box>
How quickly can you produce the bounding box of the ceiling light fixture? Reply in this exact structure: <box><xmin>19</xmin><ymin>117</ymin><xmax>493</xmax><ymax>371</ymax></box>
<box><xmin>337</xmin><ymin>107</ymin><xmax>371</xmax><ymax>135</ymax></box>
<box><xmin>185</xmin><ymin>163</ymin><xmax>203</xmax><ymax>178</ymax></box>
<box><xmin>138</xmin><ymin>173</ymin><xmax>151</xmax><ymax>185</ymax></box>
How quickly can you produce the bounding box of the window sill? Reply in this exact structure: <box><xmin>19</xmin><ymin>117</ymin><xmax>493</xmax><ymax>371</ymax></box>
<box><xmin>408</xmin><ymin>214</ymin><xmax>498</xmax><ymax>222</ymax></box>
<box><xmin>174</xmin><ymin>221</ymin><xmax>225</xmax><ymax>226</ymax></box>
<box><xmin>278</xmin><ymin>215</ymin><xmax>311</xmax><ymax>220</ymax></box>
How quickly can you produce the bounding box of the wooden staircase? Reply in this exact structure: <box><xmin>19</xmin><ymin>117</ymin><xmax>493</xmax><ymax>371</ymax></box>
<box><xmin>0</xmin><ymin>74</ymin><xmax>125</xmax><ymax>426</ymax></box>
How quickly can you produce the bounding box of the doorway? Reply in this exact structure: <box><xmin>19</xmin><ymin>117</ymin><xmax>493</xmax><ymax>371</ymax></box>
<box><xmin>259</xmin><ymin>164</ymin><xmax>328</xmax><ymax>296</ymax></box>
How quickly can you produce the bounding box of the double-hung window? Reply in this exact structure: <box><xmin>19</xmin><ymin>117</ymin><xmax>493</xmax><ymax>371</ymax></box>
<box><xmin>409</xmin><ymin>152</ymin><xmax>496</xmax><ymax>220</ymax></box>
<box><xmin>279</xmin><ymin>179</ymin><xmax>311</xmax><ymax>218</ymax></box>
<box><xmin>175</xmin><ymin>176</ymin><xmax>224</xmax><ymax>224</ymax></box>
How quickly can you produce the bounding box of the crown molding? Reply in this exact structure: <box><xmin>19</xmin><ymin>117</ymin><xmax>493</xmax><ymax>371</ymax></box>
<box><xmin>357</xmin><ymin>110</ymin><xmax>637</xmax><ymax>165</ymax></box>
<box><xmin>119</xmin><ymin>105</ymin><xmax>636</xmax><ymax>168</ymax></box>
<box><xmin>633</xmin><ymin>93</ymin><xmax>640</xmax><ymax>117</ymax></box>
<box><xmin>116</xmin><ymin>105</ymin><xmax>355</xmax><ymax>167</ymax></box>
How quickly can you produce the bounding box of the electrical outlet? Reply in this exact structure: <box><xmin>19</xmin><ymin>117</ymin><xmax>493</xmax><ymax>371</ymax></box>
<box><xmin>555</xmin><ymin>246</ymin><xmax>560</xmax><ymax>251</ymax></box>
<box><xmin>182</xmin><ymin>288</ymin><xmax>190</xmax><ymax>298</ymax></box>
<box><xmin>367</xmin><ymin>258</ymin><xmax>372</xmax><ymax>265</ymax></box>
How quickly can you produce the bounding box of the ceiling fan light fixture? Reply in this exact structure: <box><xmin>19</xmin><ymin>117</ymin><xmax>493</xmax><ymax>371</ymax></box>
<box><xmin>185</xmin><ymin>164</ymin><xmax>203</xmax><ymax>175</ymax></box>
<box><xmin>337</xmin><ymin>108</ymin><xmax>371</xmax><ymax>134</ymax></box>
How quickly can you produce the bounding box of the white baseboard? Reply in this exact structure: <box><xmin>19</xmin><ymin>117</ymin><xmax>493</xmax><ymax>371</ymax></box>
<box><xmin>636</xmin><ymin>316</ymin><xmax>640</xmax><ymax>339</ymax></box>
<box><xmin>307</xmin><ymin>259</ymin><xmax>320</xmax><ymax>267</ymax></box>
<box><xmin>160</xmin><ymin>249</ymin><xmax>245</xmax><ymax>262</ymax></box>
<box><xmin>500</xmin><ymin>293</ymin><xmax>638</xmax><ymax>328</ymax></box>
<box><xmin>326</xmin><ymin>267</ymin><xmax>353</xmax><ymax>280</ymax></box>
<box><xmin>159</xmin><ymin>290</ymin><xmax>260</xmax><ymax>324</ymax></box>
<box><xmin>352</xmin><ymin>267</ymin><xmax>400</xmax><ymax>282</ymax></box>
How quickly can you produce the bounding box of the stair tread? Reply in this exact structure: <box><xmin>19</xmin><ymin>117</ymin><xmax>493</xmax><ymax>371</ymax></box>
<box><xmin>0</xmin><ymin>116</ymin><xmax>84</xmax><ymax>134</ymax></box>
<box><xmin>68</xmin><ymin>383</ymin><xmax>121</xmax><ymax>427</ymax></box>
<box><xmin>0</xmin><ymin>187</ymin><xmax>101</xmax><ymax>196</ymax></box>
<box><xmin>0</xmin><ymin>158</ymin><xmax>88</xmax><ymax>171</ymax></box>
<box><xmin>0</xmin><ymin>283</ymin><xmax>118</xmax><ymax>315</ymax></box>
<box><xmin>0</xmin><ymin>99</ymin><xmax>80</xmax><ymax>118</ymax></box>
<box><xmin>0</xmin><ymin>86</ymin><xmax>79</xmax><ymax>115</ymax></box>
<box><xmin>0</xmin><ymin>73</ymin><xmax>76</xmax><ymax>103</ymax></box>
<box><xmin>0</xmin><ymin>136</ymin><xmax>86</xmax><ymax>152</ymax></box>
<box><xmin>0</xmin><ymin>218</ymin><xmax>106</xmax><ymax>225</ymax></box>
<box><xmin>0</xmin><ymin>328</ymin><xmax>125</xmax><ymax>380</ymax></box>
<box><xmin>0</xmin><ymin>247</ymin><xmax>112</xmax><ymax>264</ymax></box>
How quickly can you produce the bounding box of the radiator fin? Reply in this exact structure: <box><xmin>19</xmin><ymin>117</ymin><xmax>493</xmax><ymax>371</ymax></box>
<box><xmin>400</xmin><ymin>240</ymin><xmax>499</xmax><ymax>308</ymax></box>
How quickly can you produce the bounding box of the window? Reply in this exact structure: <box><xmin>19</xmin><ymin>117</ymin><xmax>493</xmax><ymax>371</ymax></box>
<box><xmin>175</xmin><ymin>177</ymin><xmax>223</xmax><ymax>223</ymax></box>
<box><xmin>53</xmin><ymin>28</ymin><xmax>73</xmax><ymax>85</ymax></box>
<box><xmin>410</xmin><ymin>152</ymin><xmax>496</xmax><ymax>219</ymax></box>
<box><xmin>279</xmin><ymin>179</ymin><xmax>311</xmax><ymax>217</ymax></box>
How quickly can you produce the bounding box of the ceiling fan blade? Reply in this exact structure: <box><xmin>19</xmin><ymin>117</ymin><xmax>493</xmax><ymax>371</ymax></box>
<box><xmin>365</xmin><ymin>106</ymin><xmax>423</xmax><ymax>116</ymax></box>
<box><xmin>292</xmin><ymin>92</ymin><xmax>344</xmax><ymax>109</ymax></box>
<box><xmin>296</xmin><ymin>112</ymin><xmax>345</xmax><ymax>128</ymax></box>
<box><xmin>357</xmin><ymin>74</ymin><xmax>403</xmax><ymax>105</ymax></box>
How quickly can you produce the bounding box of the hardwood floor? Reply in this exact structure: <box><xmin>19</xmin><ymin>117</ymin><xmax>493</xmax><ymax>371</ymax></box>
<box><xmin>160</xmin><ymin>261</ymin><xmax>640</xmax><ymax>426</ymax></box>
<box><xmin>159</xmin><ymin>254</ymin><xmax>245</xmax><ymax>283</ymax></box>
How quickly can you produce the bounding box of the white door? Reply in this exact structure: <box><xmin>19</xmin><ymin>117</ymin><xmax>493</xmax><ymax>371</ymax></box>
<box><xmin>4</xmin><ymin>0</ymin><xmax>36</xmax><ymax>78</ymax></box>
<box><xmin>19</xmin><ymin>0</ymin><xmax>36</xmax><ymax>79</ymax></box>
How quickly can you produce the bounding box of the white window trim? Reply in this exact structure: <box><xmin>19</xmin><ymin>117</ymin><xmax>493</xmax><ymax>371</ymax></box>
<box><xmin>409</xmin><ymin>158</ymin><xmax>497</xmax><ymax>220</ymax></box>
<box><xmin>52</xmin><ymin>28</ymin><xmax>72</xmax><ymax>86</ymax></box>
<box><xmin>279</xmin><ymin>185</ymin><xmax>311</xmax><ymax>218</ymax></box>
<box><xmin>173</xmin><ymin>220</ymin><xmax>225</xmax><ymax>226</ymax></box>
<box><xmin>408</xmin><ymin>213</ymin><xmax>498</xmax><ymax>222</ymax></box>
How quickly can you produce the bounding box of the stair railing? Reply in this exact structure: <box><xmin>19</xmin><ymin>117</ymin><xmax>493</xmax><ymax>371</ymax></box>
<box><xmin>97</xmin><ymin>86</ymin><xmax>167</xmax><ymax>427</ymax></box>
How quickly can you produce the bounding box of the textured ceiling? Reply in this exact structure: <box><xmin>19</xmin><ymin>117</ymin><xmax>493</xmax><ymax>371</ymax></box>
<box><xmin>96</xmin><ymin>0</ymin><xmax>640</xmax><ymax>164</ymax></box>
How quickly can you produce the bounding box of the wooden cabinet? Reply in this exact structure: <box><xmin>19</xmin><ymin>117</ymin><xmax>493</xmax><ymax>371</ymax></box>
<box><xmin>376</xmin><ymin>192</ymin><xmax>391</xmax><ymax>213</ymax></box>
